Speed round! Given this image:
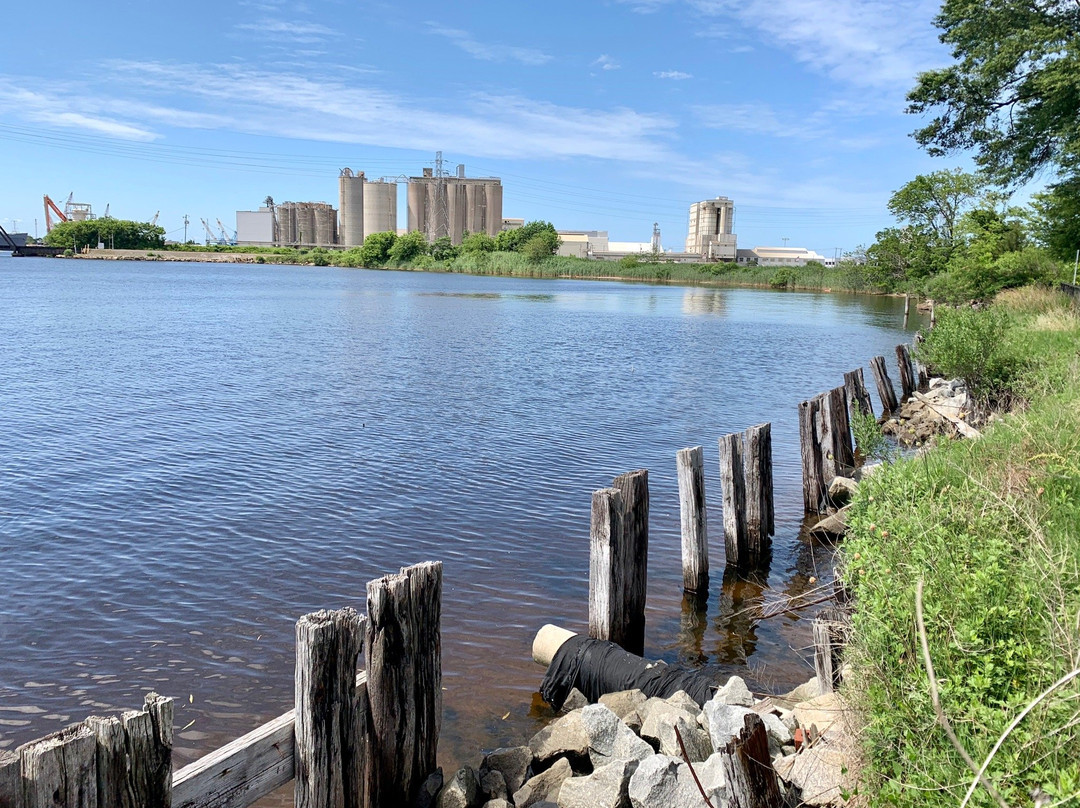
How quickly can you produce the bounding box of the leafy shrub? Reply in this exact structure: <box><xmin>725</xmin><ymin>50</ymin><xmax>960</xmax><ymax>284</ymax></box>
<box><xmin>388</xmin><ymin>231</ymin><xmax>429</xmax><ymax>264</ymax></box>
<box><xmin>915</xmin><ymin>306</ymin><xmax>1024</xmax><ymax>407</ymax></box>
<box><xmin>63</xmin><ymin>248</ymin><xmax>74</xmax><ymax>257</ymax></box>
<box><xmin>851</xmin><ymin>407</ymin><xmax>895</xmax><ymax>464</ymax></box>
<box><xmin>769</xmin><ymin>266</ymin><xmax>797</xmax><ymax>289</ymax></box>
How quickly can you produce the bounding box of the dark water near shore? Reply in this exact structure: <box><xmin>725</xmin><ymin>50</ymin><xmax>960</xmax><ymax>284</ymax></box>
<box><xmin>0</xmin><ymin>256</ymin><xmax>921</xmax><ymax>780</ymax></box>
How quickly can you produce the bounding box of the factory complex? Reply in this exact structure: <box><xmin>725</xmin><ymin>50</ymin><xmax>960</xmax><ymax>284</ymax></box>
<box><xmin>223</xmin><ymin>154</ymin><xmax>829</xmax><ymax>266</ymax></box>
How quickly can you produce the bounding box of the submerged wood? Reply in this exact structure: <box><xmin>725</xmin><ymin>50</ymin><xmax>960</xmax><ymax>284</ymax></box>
<box><xmin>676</xmin><ymin>446</ymin><xmax>709</xmax><ymax>592</ymax></box>
<box><xmin>589</xmin><ymin>487</ymin><xmax>626</xmax><ymax>644</ymax></box>
<box><xmin>295</xmin><ymin>608</ymin><xmax>364</xmax><ymax>808</ymax></box>
<box><xmin>612</xmin><ymin>469</ymin><xmax>649</xmax><ymax>656</ymax></box>
<box><xmin>718</xmin><ymin>432</ymin><xmax>748</xmax><ymax>568</ymax></box>
<box><xmin>843</xmin><ymin>368</ymin><xmax>873</xmax><ymax>418</ymax></box>
<box><xmin>364</xmin><ymin>562</ymin><xmax>442</xmax><ymax>808</ymax></box>
<box><xmin>869</xmin><ymin>355</ymin><xmax>899</xmax><ymax>414</ymax></box>
<box><xmin>720</xmin><ymin>714</ymin><xmax>783</xmax><ymax>808</ymax></box>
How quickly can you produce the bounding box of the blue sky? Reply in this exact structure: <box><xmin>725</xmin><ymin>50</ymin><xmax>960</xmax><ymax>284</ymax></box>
<box><xmin>0</xmin><ymin>0</ymin><xmax>963</xmax><ymax>253</ymax></box>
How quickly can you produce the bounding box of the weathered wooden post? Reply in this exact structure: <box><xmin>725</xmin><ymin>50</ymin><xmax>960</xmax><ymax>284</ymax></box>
<box><xmin>930</xmin><ymin>300</ymin><xmax>936</xmax><ymax>328</ymax></box>
<box><xmin>20</xmin><ymin>725</ymin><xmax>97</xmax><ymax>808</ymax></box>
<box><xmin>903</xmin><ymin>293</ymin><xmax>910</xmax><ymax>327</ymax></box>
<box><xmin>612</xmin><ymin>469</ymin><xmax>649</xmax><ymax>656</ymax></box>
<box><xmin>896</xmin><ymin>344</ymin><xmax>916</xmax><ymax>402</ymax></box>
<box><xmin>742</xmin><ymin>423</ymin><xmax>774</xmax><ymax>558</ymax></box>
<box><xmin>676</xmin><ymin>446</ymin><xmax>709</xmax><ymax>593</ymax></box>
<box><xmin>589</xmin><ymin>486</ymin><xmax>625</xmax><ymax>644</ymax></box>
<box><xmin>718</xmin><ymin>432</ymin><xmax>748</xmax><ymax>567</ymax></box>
<box><xmin>869</xmin><ymin>355</ymin><xmax>899</xmax><ymax>414</ymax></box>
<box><xmin>0</xmin><ymin>751</ymin><xmax>19</xmax><ymax>808</ymax></box>
<box><xmin>799</xmin><ymin>396</ymin><xmax>826</xmax><ymax>513</ymax></box>
<box><xmin>295</xmin><ymin>608</ymin><xmax>364</xmax><ymax>808</ymax></box>
<box><xmin>843</xmin><ymin>368</ymin><xmax>873</xmax><ymax>418</ymax></box>
<box><xmin>813</xmin><ymin>607</ymin><xmax>849</xmax><ymax>694</ymax></box>
<box><xmin>364</xmin><ymin>562</ymin><xmax>442</xmax><ymax>808</ymax></box>
<box><xmin>821</xmin><ymin>386</ymin><xmax>855</xmax><ymax>482</ymax></box>
<box><xmin>720</xmin><ymin>714</ymin><xmax>783</xmax><ymax>808</ymax></box>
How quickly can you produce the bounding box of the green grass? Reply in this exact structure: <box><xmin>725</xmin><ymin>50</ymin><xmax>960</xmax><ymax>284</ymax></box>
<box><xmin>840</xmin><ymin>288</ymin><xmax>1080</xmax><ymax>805</ymax></box>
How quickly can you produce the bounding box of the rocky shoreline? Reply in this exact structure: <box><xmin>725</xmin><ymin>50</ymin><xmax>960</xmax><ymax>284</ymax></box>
<box><xmin>426</xmin><ymin>673</ymin><xmax>856</xmax><ymax>808</ymax></box>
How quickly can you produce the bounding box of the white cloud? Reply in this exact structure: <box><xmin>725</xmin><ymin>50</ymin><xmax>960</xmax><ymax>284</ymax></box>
<box><xmin>655</xmin><ymin>70</ymin><xmax>693</xmax><ymax>80</ymax></box>
<box><xmin>235</xmin><ymin>18</ymin><xmax>342</xmax><ymax>44</ymax></box>
<box><xmin>593</xmin><ymin>54</ymin><xmax>621</xmax><ymax>71</ymax></box>
<box><xmin>0</xmin><ymin>80</ymin><xmax>159</xmax><ymax>141</ymax></box>
<box><xmin>694</xmin><ymin>103</ymin><xmax>809</xmax><ymax>138</ymax></box>
<box><xmin>425</xmin><ymin>24</ymin><xmax>551</xmax><ymax>65</ymax></box>
<box><xmin>34</xmin><ymin>61</ymin><xmax>678</xmax><ymax>163</ymax></box>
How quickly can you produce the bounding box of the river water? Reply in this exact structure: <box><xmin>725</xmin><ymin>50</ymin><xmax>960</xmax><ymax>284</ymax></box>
<box><xmin>0</xmin><ymin>256</ymin><xmax>921</xmax><ymax>779</ymax></box>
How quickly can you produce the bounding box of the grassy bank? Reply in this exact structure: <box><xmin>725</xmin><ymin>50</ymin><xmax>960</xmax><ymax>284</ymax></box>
<box><xmin>156</xmin><ymin>244</ymin><xmax>881</xmax><ymax>292</ymax></box>
<box><xmin>841</xmin><ymin>286</ymin><xmax>1080</xmax><ymax>804</ymax></box>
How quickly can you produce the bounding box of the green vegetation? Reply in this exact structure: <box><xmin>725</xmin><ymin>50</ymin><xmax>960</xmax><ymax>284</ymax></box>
<box><xmin>46</xmin><ymin>219</ymin><xmax>165</xmax><ymax>251</ymax></box>
<box><xmin>842</xmin><ymin>288</ymin><xmax>1080</xmax><ymax>805</ymax></box>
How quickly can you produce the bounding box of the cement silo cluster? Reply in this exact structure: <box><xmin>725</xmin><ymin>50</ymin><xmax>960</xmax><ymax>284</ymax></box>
<box><xmin>274</xmin><ymin>202</ymin><xmax>338</xmax><ymax>247</ymax></box>
<box><xmin>337</xmin><ymin>169</ymin><xmax>399</xmax><ymax>247</ymax></box>
<box><xmin>406</xmin><ymin>164</ymin><xmax>502</xmax><ymax>245</ymax></box>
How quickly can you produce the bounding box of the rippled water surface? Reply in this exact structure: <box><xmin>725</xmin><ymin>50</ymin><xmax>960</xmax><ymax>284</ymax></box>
<box><xmin>0</xmin><ymin>257</ymin><xmax>922</xmax><ymax>777</ymax></box>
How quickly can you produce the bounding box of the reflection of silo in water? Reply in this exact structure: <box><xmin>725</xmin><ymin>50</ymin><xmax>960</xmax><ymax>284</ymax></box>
<box><xmin>363</xmin><ymin>180</ymin><xmax>397</xmax><ymax>235</ymax></box>
<box><xmin>339</xmin><ymin>169</ymin><xmax>365</xmax><ymax>247</ymax></box>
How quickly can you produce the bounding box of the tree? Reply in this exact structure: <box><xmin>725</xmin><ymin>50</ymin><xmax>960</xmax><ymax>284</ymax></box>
<box><xmin>359</xmin><ymin>231</ymin><xmax>396</xmax><ymax>267</ymax></box>
<box><xmin>1028</xmin><ymin>176</ymin><xmax>1080</xmax><ymax>262</ymax></box>
<box><xmin>494</xmin><ymin>221</ymin><xmax>560</xmax><ymax>254</ymax></box>
<box><xmin>522</xmin><ymin>234</ymin><xmax>556</xmax><ymax>263</ymax></box>
<box><xmin>44</xmin><ymin>219</ymin><xmax>165</xmax><ymax>250</ymax></box>
<box><xmin>430</xmin><ymin>236</ymin><xmax>458</xmax><ymax>262</ymax></box>
<box><xmin>388</xmin><ymin>231</ymin><xmax>429</xmax><ymax>264</ymax></box>
<box><xmin>459</xmin><ymin>232</ymin><xmax>496</xmax><ymax>254</ymax></box>
<box><xmin>907</xmin><ymin>0</ymin><xmax>1080</xmax><ymax>186</ymax></box>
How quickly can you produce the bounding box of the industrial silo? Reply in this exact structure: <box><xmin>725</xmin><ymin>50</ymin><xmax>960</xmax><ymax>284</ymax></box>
<box><xmin>314</xmin><ymin>203</ymin><xmax>338</xmax><ymax>246</ymax></box>
<box><xmin>338</xmin><ymin>169</ymin><xmax>364</xmax><ymax>247</ymax></box>
<box><xmin>363</xmin><ymin>180</ymin><xmax>397</xmax><ymax>236</ymax></box>
<box><xmin>484</xmin><ymin>182</ymin><xmax>503</xmax><ymax>237</ymax></box>
<box><xmin>407</xmin><ymin>182</ymin><xmax>426</xmax><ymax>235</ymax></box>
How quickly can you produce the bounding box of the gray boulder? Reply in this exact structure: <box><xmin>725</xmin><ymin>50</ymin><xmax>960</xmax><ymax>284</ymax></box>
<box><xmin>416</xmin><ymin>768</ymin><xmax>444</xmax><ymax>808</ymax></box>
<box><xmin>581</xmin><ymin>704</ymin><xmax>653</xmax><ymax>768</ymax></box>
<box><xmin>622</xmin><ymin>710</ymin><xmax>643</xmax><ymax>735</ymax></box>
<box><xmin>827</xmin><ymin>476</ymin><xmax>859</xmax><ymax>505</ymax></box>
<box><xmin>530</xmin><ymin>710</ymin><xmax>590</xmax><ymax>768</ymax></box>
<box><xmin>691</xmin><ymin>753</ymin><xmax>728</xmax><ymax>805</ymax></box>
<box><xmin>481</xmin><ymin>801</ymin><xmax>511</xmax><ymax>808</ymax></box>
<box><xmin>761</xmin><ymin>712</ymin><xmax>794</xmax><ymax>756</ymax></box>
<box><xmin>715</xmin><ymin>676</ymin><xmax>755</xmax><ymax>707</ymax></box>
<box><xmin>626</xmin><ymin>755</ymin><xmax>701</xmax><ymax>808</ymax></box>
<box><xmin>598</xmin><ymin>689</ymin><xmax>646</xmax><ymax>721</ymax></box>
<box><xmin>513</xmin><ymin>758</ymin><xmax>573</xmax><ymax>808</ymax></box>
<box><xmin>480</xmin><ymin>746</ymin><xmax>533</xmax><ymax>795</ymax></box>
<box><xmin>702</xmin><ymin>698</ymin><xmax>755</xmax><ymax>750</ymax></box>
<box><xmin>561</xmin><ymin>688</ymin><xmax>589</xmax><ymax>713</ymax></box>
<box><xmin>479</xmin><ymin>769</ymin><xmax>507</xmax><ymax>802</ymax></box>
<box><xmin>437</xmin><ymin>766</ymin><xmax>481</xmax><ymax>808</ymax></box>
<box><xmin>557</xmin><ymin>759</ymin><xmax>636</xmax><ymax>808</ymax></box>
<box><xmin>640</xmin><ymin>701</ymin><xmax>711</xmax><ymax>762</ymax></box>
<box><xmin>664</xmin><ymin>690</ymin><xmax>701</xmax><ymax>715</ymax></box>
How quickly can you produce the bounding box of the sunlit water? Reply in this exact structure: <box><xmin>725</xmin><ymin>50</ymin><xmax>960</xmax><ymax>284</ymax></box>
<box><xmin>0</xmin><ymin>256</ymin><xmax>922</xmax><ymax>783</ymax></box>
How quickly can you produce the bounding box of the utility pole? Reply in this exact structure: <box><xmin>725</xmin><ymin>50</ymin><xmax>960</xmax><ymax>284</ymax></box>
<box><xmin>1073</xmin><ymin>248</ymin><xmax>1078</xmax><ymax>285</ymax></box>
<box><xmin>432</xmin><ymin>150</ymin><xmax>450</xmax><ymax>242</ymax></box>
<box><xmin>782</xmin><ymin>237</ymin><xmax>789</xmax><ymax>247</ymax></box>
<box><xmin>183</xmin><ymin>215</ymin><xmax>189</xmax><ymax>244</ymax></box>
<box><xmin>34</xmin><ymin>218</ymin><xmax>38</xmax><ymax>239</ymax></box>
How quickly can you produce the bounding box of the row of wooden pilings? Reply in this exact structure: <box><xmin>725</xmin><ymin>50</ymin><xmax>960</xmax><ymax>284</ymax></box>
<box><xmin>0</xmin><ymin>561</ymin><xmax>444</xmax><ymax>808</ymax></box>
<box><xmin>587</xmin><ymin>339</ymin><xmax>920</xmax><ymax>683</ymax></box>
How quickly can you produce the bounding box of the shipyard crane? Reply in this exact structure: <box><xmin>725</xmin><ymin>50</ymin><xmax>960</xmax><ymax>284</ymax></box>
<box><xmin>200</xmin><ymin>218</ymin><xmax>220</xmax><ymax>245</ymax></box>
<box><xmin>216</xmin><ymin>218</ymin><xmax>236</xmax><ymax>245</ymax></box>
<box><xmin>43</xmin><ymin>195</ymin><xmax>68</xmax><ymax>233</ymax></box>
<box><xmin>150</xmin><ymin>211</ymin><xmax>160</xmax><ymax>226</ymax></box>
<box><xmin>102</xmin><ymin>204</ymin><xmax>110</xmax><ymax>219</ymax></box>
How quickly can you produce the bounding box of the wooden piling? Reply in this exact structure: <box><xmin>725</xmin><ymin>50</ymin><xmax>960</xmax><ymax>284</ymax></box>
<box><xmin>720</xmin><ymin>714</ymin><xmax>784</xmax><ymax>808</ymax></box>
<box><xmin>896</xmin><ymin>344</ymin><xmax>916</xmax><ymax>402</ymax></box>
<box><xmin>821</xmin><ymin>386</ymin><xmax>855</xmax><ymax>482</ymax></box>
<box><xmin>742</xmin><ymin>423</ymin><xmax>774</xmax><ymax>554</ymax></box>
<box><xmin>718</xmin><ymin>433</ymin><xmax>748</xmax><ymax>567</ymax></box>
<box><xmin>364</xmin><ymin>562</ymin><xmax>442</xmax><ymax>808</ymax></box>
<box><xmin>295</xmin><ymin>608</ymin><xmax>364</xmax><ymax>808</ymax></box>
<box><xmin>869</xmin><ymin>354</ymin><xmax>899</xmax><ymax>414</ymax></box>
<box><xmin>123</xmin><ymin>694</ymin><xmax>173</xmax><ymax>808</ymax></box>
<box><xmin>843</xmin><ymin>368</ymin><xmax>873</xmax><ymax>418</ymax></box>
<box><xmin>612</xmin><ymin>469</ymin><xmax>649</xmax><ymax>656</ymax></box>
<box><xmin>0</xmin><ymin>751</ymin><xmax>22</xmax><ymax>808</ymax></box>
<box><xmin>812</xmin><ymin>608</ymin><xmax>849</xmax><ymax>694</ymax></box>
<box><xmin>676</xmin><ymin>446</ymin><xmax>709</xmax><ymax>593</ymax></box>
<box><xmin>798</xmin><ymin>396</ymin><xmax>826</xmax><ymax>513</ymax></box>
<box><xmin>588</xmin><ymin>486</ymin><xmax>626</xmax><ymax>644</ymax></box>
<box><xmin>20</xmin><ymin>724</ymin><xmax>97</xmax><ymax>808</ymax></box>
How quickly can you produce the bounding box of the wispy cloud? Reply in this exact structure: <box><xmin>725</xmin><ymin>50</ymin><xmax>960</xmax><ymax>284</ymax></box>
<box><xmin>425</xmin><ymin>24</ymin><xmax>551</xmax><ymax>65</ymax></box>
<box><xmin>694</xmin><ymin>103</ymin><xmax>810</xmax><ymax>138</ymax></box>
<box><xmin>0</xmin><ymin>80</ymin><xmax>158</xmax><ymax>141</ymax></box>
<box><xmin>19</xmin><ymin>60</ymin><xmax>679</xmax><ymax>163</ymax></box>
<box><xmin>593</xmin><ymin>54</ymin><xmax>621</xmax><ymax>71</ymax></box>
<box><xmin>235</xmin><ymin>19</ymin><xmax>342</xmax><ymax>44</ymax></box>
<box><xmin>655</xmin><ymin>70</ymin><xmax>692</xmax><ymax>80</ymax></box>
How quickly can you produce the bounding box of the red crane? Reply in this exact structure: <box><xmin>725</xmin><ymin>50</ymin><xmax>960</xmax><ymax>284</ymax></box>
<box><xmin>43</xmin><ymin>195</ymin><xmax>67</xmax><ymax>233</ymax></box>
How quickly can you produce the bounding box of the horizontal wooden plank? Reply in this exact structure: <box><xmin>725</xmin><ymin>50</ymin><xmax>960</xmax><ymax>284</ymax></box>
<box><xmin>173</xmin><ymin>673</ymin><xmax>367</xmax><ymax>808</ymax></box>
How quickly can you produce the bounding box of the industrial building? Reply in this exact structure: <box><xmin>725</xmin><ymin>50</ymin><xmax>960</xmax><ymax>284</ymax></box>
<box><xmin>686</xmin><ymin>197</ymin><xmax>737</xmax><ymax>261</ymax></box>
<box><xmin>736</xmin><ymin>246</ymin><xmax>827</xmax><ymax>266</ymax></box>
<box><xmin>406</xmin><ymin>159</ymin><xmax>502</xmax><ymax>245</ymax></box>
<box><xmin>236</xmin><ymin>207</ymin><xmax>274</xmax><ymax>246</ymax></box>
<box><xmin>236</xmin><ymin>200</ymin><xmax>338</xmax><ymax>247</ymax></box>
<box><xmin>556</xmin><ymin>230</ymin><xmax>609</xmax><ymax>258</ymax></box>
<box><xmin>363</xmin><ymin>178</ymin><xmax>397</xmax><ymax>236</ymax></box>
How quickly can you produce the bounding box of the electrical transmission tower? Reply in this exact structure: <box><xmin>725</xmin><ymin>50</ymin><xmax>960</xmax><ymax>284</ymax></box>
<box><xmin>432</xmin><ymin>150</ymin><xmax>450</xmax><ymax>242</ymax></box>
